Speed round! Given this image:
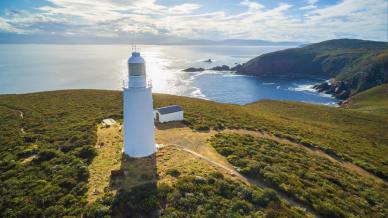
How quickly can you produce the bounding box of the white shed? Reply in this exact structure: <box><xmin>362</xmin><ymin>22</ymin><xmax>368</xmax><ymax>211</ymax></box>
<box><xmin>155</xmin><ymin>105</ymin><xmax>184</xmax><ymax>123</ymax></box>
<box><xmin>101</xmin><ymin>118</ymin><xmax>116</xmax><ymax>127</ymax></box>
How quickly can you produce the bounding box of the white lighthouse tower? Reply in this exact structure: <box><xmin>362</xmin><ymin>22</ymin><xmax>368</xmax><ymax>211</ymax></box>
<box><xmin>123</xmin><ymin>51</ymin><xmax>155</xmax><ymax>157</ymax></box>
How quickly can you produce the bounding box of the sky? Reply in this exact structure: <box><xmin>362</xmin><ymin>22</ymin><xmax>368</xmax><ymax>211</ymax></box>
<box><xmin>0</xmin><ymin>0</ymin><xmax>387</xmax><ymax>43</ymax></box>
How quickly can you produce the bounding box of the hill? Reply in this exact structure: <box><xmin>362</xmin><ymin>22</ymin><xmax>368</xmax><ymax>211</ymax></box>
<box><xmin>233</xmin><ymin>39</ymin><xmax>388</xmax><ymax>99</ymax></box>
<box><xmin>0</xmin><ymin>89</ymin><xmax>387</xmax><ymax>217</ymax></box>
<box><xmin>342</xmin><ymin>83</ymin><xmax>388</xmax><ymax>115</ymax></box>
<box><xmin>177</xmin><ymin>39</ymin><xmax>300</xmax><ymax>46</ymax></box>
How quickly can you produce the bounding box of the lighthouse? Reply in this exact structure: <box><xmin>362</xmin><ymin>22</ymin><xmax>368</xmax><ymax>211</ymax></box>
<box><xmin>123</xmin><ymin>51</ymin><xmax>155</xmax><ymax>157</ymax></box>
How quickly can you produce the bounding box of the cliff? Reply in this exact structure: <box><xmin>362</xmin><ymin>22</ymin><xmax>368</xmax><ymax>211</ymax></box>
<box><xmin>233</xmin><ymin>39</ymin><xmax>388</xmax><ymax>99</ymax></box>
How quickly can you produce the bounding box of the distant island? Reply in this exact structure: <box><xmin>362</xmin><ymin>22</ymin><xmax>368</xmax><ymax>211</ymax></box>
<box><xmin>183</xmin><ymin>65</ymin><xmax>230</xmax><ymax>72</ymax></box>
<box><xmin>175</xmin><ymin>39</ymin><xmax>301</xmax><ymax>46</ymax></box>
<box><xmin>0</xmin><ymin>34</ymin><xmax>301</xmax><ymax>46</ymax></box>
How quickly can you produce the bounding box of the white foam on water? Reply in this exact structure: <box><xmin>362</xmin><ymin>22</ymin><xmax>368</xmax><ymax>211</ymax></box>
<box><xmin>191</xmin><ymin>70</ymin><xmax>223</xmax><ymax>78</ymax></box>
<box><xmin>222</xmin><ymin>74</ymin><xmax>246</xmax><ymax>78</ymax></box>
<box><xmin>288</xmin><ymin>84</ymin><xmax>316</xmax><ymax>92</ymax></box>
<box><xmin>191</xmin><ymin>87</ymin><xmax>207</xmax><ymax>99</ymax></box>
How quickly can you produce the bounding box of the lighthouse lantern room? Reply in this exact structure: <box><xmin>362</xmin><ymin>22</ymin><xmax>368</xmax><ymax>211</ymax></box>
<box><xmin>123</xmin><ymin>51</ymin><xmax>155</xmax><ymax>157</ymax></box>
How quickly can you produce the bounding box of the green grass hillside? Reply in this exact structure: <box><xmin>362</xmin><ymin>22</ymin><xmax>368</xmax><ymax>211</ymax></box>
<box><xmin>0</xmin><ymin>89</ymin><xmax>387</xmax><ymax>217</ymax></box>
<box><xmin>154</xmin><ymin>93</ymin><xmax>388</xmax><ymax>180</ymax></box>
<box><xmin>343</xmin><ymin>83</ymin><xmax>388</xmax><ymax>115</ymax></box>
<box><xmin>210</xmin><ymin>133</ymin><xmax>388</xmax><ymax>218</ymax></box>
<box><xmin>0</xmin><ymin>90</ymin><xmax>308</xmax><ymax>217</ymax></box>
<box><xmin>0</xmin><ymin>90</ymin><xmax>121</xmax><ymax>217</ymax></box>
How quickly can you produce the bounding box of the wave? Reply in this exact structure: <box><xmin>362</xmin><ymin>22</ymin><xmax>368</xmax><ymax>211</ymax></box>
<box><xmin>288</xmin><ymin>84</ymin><xmax>316</xmax><ymax>92</ymax></box>
<box><xmin>317</xmin><ymin>92</ymin><xmax>335</xmax><ymax>98</ymax></box>
<box><xmin>190</xmin><ymin>71</ymin><xmax>223</xmax><ymax>78</ymax></box>
<box><xmin>289</xmin><ymin>83</ymin><xmax>338</xmax><ymax>99</ymax></box>
<box><xmin>191</xmin><ymin>87</ymin><xmax>207</xmax><ymax>99</ymax></box>
<box><xmin>262</xmin><ymin>82</ymin><xmax>276</xmax><ymax>85</ymax></box>
<box><xmin>222</xmin><ymin>74</ymin><xmax>247</xmax><ymax>78</ymax></box>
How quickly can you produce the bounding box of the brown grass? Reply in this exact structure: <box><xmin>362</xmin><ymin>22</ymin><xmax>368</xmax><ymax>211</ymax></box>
<box><xmin>87</xmin><ymin>123</ymin><xmax>244</xmax><ymax>203</ymax></box>
<box><xmin>87</xmin><ymin>125</ymin><xmax>122</xmax><ymax>203</ymax></box>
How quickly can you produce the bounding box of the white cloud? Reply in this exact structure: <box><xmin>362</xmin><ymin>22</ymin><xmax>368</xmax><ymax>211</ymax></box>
<box><xmin>168</xmin><ymin>4</ymin><xmax>201</xmax><ymax>14</ymax></box>
<box><xmin>0</xmin><ymin>0</ymin><xmax>386</xmax><ymax>42</ymax></box>
<box><xmin>0</xmin><ymin>18</ymin><xmax>23</xmax><ymax>33</ymax></box>
<box><xmin>241</xmin><ymin>0</ymin><xmax>265</xmax><ymax>11</ymax></box>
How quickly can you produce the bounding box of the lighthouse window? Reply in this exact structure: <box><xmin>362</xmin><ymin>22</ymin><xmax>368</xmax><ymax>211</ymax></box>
<box><xmin>129</xmin><ymin>64</ymin><xmax>145</xmax><ymax>76</ymax></box>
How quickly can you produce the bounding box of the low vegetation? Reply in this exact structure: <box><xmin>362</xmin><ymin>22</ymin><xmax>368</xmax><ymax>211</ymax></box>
<box><xmin>86</xmin><ymin>169</ymin><xmax>310</xmax><ymax>217</ymax></box>
<box><xmin>210</xmin><ymin>133</ymin><xmax>388</xmax><ymax>217</ymax></box>
<box><xmin>343</xmin><ymin>83</ymin><xmax>388</xmax><ymax>115</ymax></box>
<box><xmin>86</xmin><ymin>126</ymin><xmax>310</xmax><ymax>217</ymax></box>
<box><xmin>154</xmin><ymin>92</ymin><xmax>388</xmax><ymax>180</ymax></box>
<box><xmin>0</xmin><ymin>89</ymin><xmax>387</xmax><ymax>217</ymax></box>
<box><xmin>0</xmin><ymin>90</ymin><xmax>121</xmax><ymax>217</ymax></box>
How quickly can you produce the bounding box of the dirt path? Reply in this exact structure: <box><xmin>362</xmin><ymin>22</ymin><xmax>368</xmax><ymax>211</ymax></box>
<box><xmin>222</xmin><ymin>129</ymin><xmax>387</xmax><ymax>185</ymax></box>
<box><xmin>156</xmin><ymin>126</ymin><xmax>386</xmax><ymax>185</ymax></box>
<box><xmin>91</xmin><ymin>123</ymin><xmax>383</xmax><ymax>217</ymax></box>
<box><xmin>18</xmin><ymin>110</ymin><xmax>23</xmax><ymax>119</ymax></box>
<box><xmin>3</xmin><ymin>106</ymin><xmax>25</xmax><ymax>133</ymax></box>
<box><xmin>156</xmin><ymin>124</ymin><xmax>388</xmax><ymax>217</ymax></box>
<box><xmin>157</xmin><ymin>128</ymin><xmax>321</xmax><ymax>217</ymax></box>
<box><xmin>177</xmin><ymin>145</ymin><xmax>321</xmax><ymax>217</ymax></box>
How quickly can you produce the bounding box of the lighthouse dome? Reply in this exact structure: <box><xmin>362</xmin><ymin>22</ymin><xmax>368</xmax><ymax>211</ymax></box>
<box><xmin>128</xmin><ymin>52</ymin><xmax>145</xmax><ymax>64</ymax></box>
<box><xmin>128</xmin><ymin>52</ymin><xmax>145</xmax><ymax>76</ymax></box>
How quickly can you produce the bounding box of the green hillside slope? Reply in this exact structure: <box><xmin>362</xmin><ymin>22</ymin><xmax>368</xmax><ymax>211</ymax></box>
<box><xmin>343</xmin><ymin>83</ymin><xmax>388</xmax><ymax>115</ymax></box>
<box><xmin>0</xmin><ymin>90</ymin><xmax>387</xmax><ymax>217</ymax></box>
<box><xmin>233</xmin><ymin>39</ymin><xmax>388</xmax><ymax>99</ymax></box>
<box><xmin>210</xmin><ymin>133</ymin><xmax>388</xmax><ymax>217</ymax></box>
<box><xmin>0</xmin><ymin>90</ymin><xmax>307</xmax><ymax>217</ymax></box>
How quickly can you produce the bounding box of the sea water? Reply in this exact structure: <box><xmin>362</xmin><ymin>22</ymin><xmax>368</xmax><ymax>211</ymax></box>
<box><xmin>0</xmin><ymin>44</ymin><xmax>337</xmax><ymax>105</ymax></box>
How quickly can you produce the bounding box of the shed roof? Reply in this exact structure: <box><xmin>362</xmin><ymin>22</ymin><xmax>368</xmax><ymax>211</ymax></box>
<box><xmin>157</xmin><ymin>105</ymin><xmax>183</xmax><ymax>115</ymax></box>
<box><xmin>102</xmin><ymin>118</ymin><xmax>116</xmax><ymax>126</ymax></box>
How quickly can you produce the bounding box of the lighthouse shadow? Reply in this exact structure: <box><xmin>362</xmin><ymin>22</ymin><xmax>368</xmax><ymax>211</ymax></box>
<box><xmin>155</xmin><ymin>121</ymin><xmax>186</xmax><ymax>130</ymax></box>
<box><xmin>109</xmin><ymin>153</ymin><xmax>159</xmax><ymax>217</ymax></box>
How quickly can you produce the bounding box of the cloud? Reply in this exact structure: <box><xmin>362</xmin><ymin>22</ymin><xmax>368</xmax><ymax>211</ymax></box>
<box><xmin>241</xmin><ymin>0</ymin><xmax>265</xmax><ymax>11</ymax></box>
<box><xmin>0</xmin><ymin>0</ymin><xmax>386</xmax><ymax>42</ymax></box>
<box><xmin>0</xmin><ymin>18</ymin><xmax>23</xmax><ymax>33</ymax></box>
<box><xmin>168</xmin><ymin>3</ymin><xmax>201</xmax><ymax>14</ymax></box>
<box><xmin>300</xmin><ymin>0</ymin><xmax>318</xmax><ymax>10</ymax></box>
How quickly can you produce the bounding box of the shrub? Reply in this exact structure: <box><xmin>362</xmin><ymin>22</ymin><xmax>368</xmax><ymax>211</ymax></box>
<box><xmin>166</xmin><ymin>168</ymin><xmax>181</xmax><ymax>177</ymax></box>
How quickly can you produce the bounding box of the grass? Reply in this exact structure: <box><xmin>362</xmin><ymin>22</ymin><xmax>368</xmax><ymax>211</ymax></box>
<box><xmin>344</xmin><ymin>83</ymin><xmax>388</xmax><ymax>115</ymax></box>
<box><xmin>86</xmin><ymin>123</ymin><xmax>310</xmax><ymax>217</ymax></box>
<box><xmin>88</xmin><ymin>122</ymin><xmax>243</xmax><ymax>199</ymax></box>
<box><xmin>245</xmin><ymin>100</ymin><xmax>388</xmax><ymax>179</ymax></box>
<box><xmin>85</xmin><ymin>128</ymin><xmax>309</xmax><ymax>217</ymax></box>
<box><xmin>0</xmin><ymin>89</ymin><xmax>387</xmax><ymax>217</ymax></box>
<box><xmin>153</xmin><ymin>92</ymin><xmax>388</xmax><ymax>180</ymax></box>
<box><xmin>210</xmin><ymin>133</ymin><xmax>388</xmax><ymax>218</ymax></box>
<box><xmin>155</xmin><ymin>124</ymin><xmax>236</xmax><ymax>170</ymax></box>
<box><xmin>87</xmin><ymin>125</ymin><xmax>122</xmax><ymax>203</ymax></box>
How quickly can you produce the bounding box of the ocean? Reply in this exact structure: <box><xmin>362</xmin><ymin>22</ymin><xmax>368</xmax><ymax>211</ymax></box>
<box><xmin>0</xmin><ymin>44</ymin><xmax>338</xmax><ymax>105</ymax></box>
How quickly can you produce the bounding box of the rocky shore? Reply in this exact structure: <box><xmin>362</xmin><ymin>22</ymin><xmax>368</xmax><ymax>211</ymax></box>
<box><xmin>313</xmin><ymin>79</ymin><xmax>351</xmax><ymax>100</ymax></box>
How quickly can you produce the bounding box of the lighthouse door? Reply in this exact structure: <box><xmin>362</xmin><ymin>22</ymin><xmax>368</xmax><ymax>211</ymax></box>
<box><xmin>156</xmin><ymin>112</ymin><xmax>160</xmax><ymax>123</ymax></box>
